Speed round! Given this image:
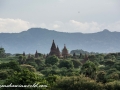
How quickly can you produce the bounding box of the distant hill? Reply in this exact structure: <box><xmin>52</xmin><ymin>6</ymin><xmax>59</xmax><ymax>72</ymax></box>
<box><xmin>0</xmin><ymin>28</ymin><xmax>120</xmax><ymax>54</ymax></box>
<box><xmin>70</xmin><ymin>49</ymin><xmax>99</xmax><ymax>55</ymax></box>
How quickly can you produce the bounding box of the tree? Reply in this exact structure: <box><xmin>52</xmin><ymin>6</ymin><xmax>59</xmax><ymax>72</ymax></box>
<box><xmin>111</xmin><ymin>55</ymin><xmax>116</xmax><ymax>60</ymax></box>
<box><xmin>0</xmin><ymin>70</ymin><xmax>8</xmax><ymax>80</ymax></box>
<box><xmin>104</xmin><ymin>59</ymin><xmax>115</xmax><ymax>66</ymax></box>
<box><xmin>0</xmin><ymin>47</ymin><xmax>6</xmax><ymax>58</ymax></box>
<box><xmin>20</xmin><ymin>64</ymin><xmax>36</xmax><ymax>72</ymax></box>
<box><xmin>59</xmin><ymin>60</ymin><xmax>74</xmax><ymax>69</ymax></box>
<box><xmin>88</xmin><ymin>55</ymin><xmax>96</xmax><ymax>61</ymax></box>
<box><xmin>97</xmin><ymin>71</ymin><xmax>106</xmax><ymax>83</ymax></box>
<box><xmin>3</xmin><ymin>69</ymin><xmax>46</xmax><ymax>90</ymax></box>
<box><xmin>54</xmin><ymin>75</ymin><xmax>104</xmax><ymax>90</ymax></box>
<box><xmin>81</xmin><ymin>60</ymin><xmax>98</xmax><ymax>79</ymax></box>
<box><xmin>71</xmin><ymin>60</ymin><xmax>82</xmax><ymax>68</ymax></box>
<box><xmin>113</xmin><ymin>62</ymin><xmax>120</xmax><ymax>71</ymax></box>
<box><xmin>45</xmin><ymin>55</ymin><xmax>59</xmax><ymax>65</ymax></box>
<box><xmin>18</xmin><ymin>55</ymin><xmax>23</xmax><ymax>64</ymax></box>
<box><xmin>0</xmin><ymin>61</ymin><xmax>21</xmax><ymax>71</ymax></box>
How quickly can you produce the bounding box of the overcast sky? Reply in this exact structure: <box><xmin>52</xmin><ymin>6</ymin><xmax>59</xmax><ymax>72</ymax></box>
<box><xmin>0</xmin><ymin>0</ymin><xmax>120</xmax><ymax>33</ymax></box>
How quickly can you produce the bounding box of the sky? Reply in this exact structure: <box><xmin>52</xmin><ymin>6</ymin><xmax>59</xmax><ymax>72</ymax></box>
<box><xmin>0</xmin><ymin>0</ymin><xmax>120</xmax><ymax>33</ymax></box>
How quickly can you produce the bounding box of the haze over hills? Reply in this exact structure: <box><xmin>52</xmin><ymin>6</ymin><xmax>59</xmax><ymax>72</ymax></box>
<box><xmin>0</xmin><ymin>28</ymin><xmax>120</xmax><ymax>54</ymax></box>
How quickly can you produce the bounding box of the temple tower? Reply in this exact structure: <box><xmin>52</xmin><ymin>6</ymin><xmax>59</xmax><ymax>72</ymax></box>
<box><xmin>56</xmin><ymin>45</ymin><xmax>61</xmax><ymax>57</ymax></box>
<box><xmin>23</xmin><ymin>52</ymin><xmax>25</xmax><ymax>56</ymax></box>
<box><xmin>49</xmin><ymin>40</ymin><xmax>57</xmax><ymax>56</ymax></box>
<box><xmin>35</xmin><ymin>50</ymin><xmax>39</xmax><ymax>58</ymax></box>
<box><xmin>62</xmin><ymin>44</ymin><xmax>69</xmax><ymax>58</ymax></box>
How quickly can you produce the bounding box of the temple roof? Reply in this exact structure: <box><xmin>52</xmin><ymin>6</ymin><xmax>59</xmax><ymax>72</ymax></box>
<box><xmin>50</xmin><ymin>40</ymin><xmax>56</xmax><ymax>50</ymax></box>
<box><xmin>62</xmin><ymin>44</ymin><xmax>68</xmax><ymax>55</ymax></box>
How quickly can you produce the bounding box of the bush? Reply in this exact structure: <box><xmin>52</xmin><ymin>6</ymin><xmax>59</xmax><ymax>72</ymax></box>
<box><xmin>105</xmin><ymin>81</ymin><xmax>120</xmax><ymax>90</ymax></box>
<box><xmin>81</xmin><ymin>60</ymin><xmax>97</xmax><ymax>79</ymax></box>
<box><xmin>20</xmin><ymin>64</ymin><xmax>36</xmax><ymax>72</ymax></box>
<box><xmin>45</xmin><ymin>55</ymin><xmax>59</xmax><ymax>65</ymax></box>
<box><xmin>97</xmin><ymin>71</ymin><xmax>106</xmax><ymax>83</ymax></box>
<box><xmin>0</xmin><ymin>61</ymin><xmax>21</xmax><ymax>71</ymax></box>
<box><xmin>71</xmin><ymin>60</ymin><xmax>82</xmax><ymax>68</ymax></box>
<box><xmin>53</xmin><ymin>75</ymin><xmax>104</xmax><ymax>90</ymax></box>
<box><xmin>3</xmin><ymin>69</ymin><xmax>48</xmax><ymax>90</ymax></box>
<box><xmin>59</xmin><ymin>60</ymin><xmax>74</xmax><ymax>69</ymax></box>
<box><xmin>0</xmin><ymin>70</ymin><xmax>8</xmax><ymax>80</ymax></box>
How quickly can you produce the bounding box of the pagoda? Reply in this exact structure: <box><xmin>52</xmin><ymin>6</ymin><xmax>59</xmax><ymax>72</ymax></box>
<box><xmin>49</xmin><ymin>40</ymin><xmax>62</xmax><ymax>57</ymax></box>
<box><xmin>56</xmin><ymin>45</ymin><xmax>61</xmax><ymax>57</ymax></box>
<box><xmin>49</xmin><ymin>40</ymin><xmax>57</xmax><ymax>56</ymax></box>
<box><xmin>62</xmin><ymin>44</ymin><xmax>69</xmax><ymax>58</ymax></box>
<box><xmin>23</xmin><ymin>52</ymin><xmax>25</xmax><ymax>56</ymax></box>
<box><xmin>35</xmin><ymin>50</ymin><xmax>39</xmax><ymax>58</ymax></box>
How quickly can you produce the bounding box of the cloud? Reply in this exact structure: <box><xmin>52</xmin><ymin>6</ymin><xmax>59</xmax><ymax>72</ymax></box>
<box><xmin>53</xmin><ymin>24</ymin><xmax>60</xmax><ymax>29</ymax></box>
<box><xmin>42</xmin><ymin>20</ymin><xmax>120</xmax><ymax>33</ymax></box>
<box><xmin>0</xmin><ymin>18</ymin><xmax>120</xmax><ymax>33</ymax></box>
<box><xmin>105</xmin><ymin>21</ymin><xmax>120</xmax><ymax>32</ymax></box>
<box><xmin>0</xmin><ymin>18</ymin><xmax>35</xmax><ymax>33</ymax></box>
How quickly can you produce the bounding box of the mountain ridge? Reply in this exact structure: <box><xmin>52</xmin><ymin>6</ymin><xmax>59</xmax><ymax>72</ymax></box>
<box><xmin>0</xmin><ymin>28</ymin><xmax>120</xmax><ymax>54</ymax></box>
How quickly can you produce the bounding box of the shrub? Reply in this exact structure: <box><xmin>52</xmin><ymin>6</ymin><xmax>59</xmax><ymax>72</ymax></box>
<box><xmin>0</xmin><ymin>70</ymin><xmax>8</xmax><ymax>80</ymax></box>
<box><xmin>20</xmin><ymin>64</ymin><xmax>36</xmax><ymax>72</ymax></box>
<box><xmin>105</xmin><ymin>81</ymin><xmax>120</xmax><ymax>90</ymax></box>
<box><xmin>71</xmin><ymin>60</ymin><xmax>82</xmax><ymax>68</ymax></box>
<box><xmin>53</xmin><ymin>75</ymin><xmax>104</xmax><ymax>90</ymax></box>
<box><xmin>59</xmin><ymin>60</ymin><xmax>74</xmax><ymax>69</ymax></box>
<box><xmin>45</xmin><ymin>55</ymin><xmax>59</xmax><ymax>65</ymax></box>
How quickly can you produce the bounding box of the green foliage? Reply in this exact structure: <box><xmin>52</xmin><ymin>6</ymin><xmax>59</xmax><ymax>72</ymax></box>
<box><xmin>1</xmin><ymin>48</ymin><xmax>120</xmax><ymax>89</ymax></box>
<box><xmin>35</xmin><ymin>59</ymin><xmax>44</xmax><ymax>66</ymax></box>
<box><xmin>0</xmin><ymin>69</ymin><xmax>14</xmax><ymax>82</ymax></box>
<box><xmin>59</xmin><ymin>60</ymin><xmax>74</xmax><ymax>69</ymax></box>
<box><xmin>25</xmin><ymin>56</ymin><xmax>35</xmax><ymax>63</ymax></box>
<box><xmin>3</xmin><ymin>69</ymin><xmax>48</xmax><ymax>90</ymax></box>
<box><xmin>53</xmin><ymin>75</ymin><xmax>103</xmax><ymax>90</ymax></box>
<box><xmin>41</xmin><ymin>69</ymin><xmax>52</xmax><ymax>76</ymax></box>
<box><xmin>97</xmin><ymin>71</ymin><xmax>106</xmax><ymax>83</ymax></box>
<box><xmin>18</xmin><ymin>55</ymin><xmax>27</xmax><ymax>64</ymax></box>
<box><xmin>71</xmin><ymin>60</ymin><xmax>82</xmax><ymax>68</ymax></box>
<box><xmin>20</xmin><ymin>64</ymin><xmax>36</xmax><ymax>72</ymax></box>
<box><xmin>0</xmin><ymin>47</ymin><xmax>6</xmax><ymax>58</ymax></box>
<box><xmin>27</xmin><ymin>61</ymin><xmax>38</xmax><ymax>69</ymax></box>
<box><xmin>113</xmin><ymin>62</ymin><xmax>120</xmax><ymax>71</ymax></box>
<box><xmin>105</xmin><ymin>81</ymin><xmax>120</xmax><ymax>90</ymax></box>
<box><xmin>46</xmin><ymin>75</ymin><xmax>57</xmax><ymax>85</ymax></box>
<box><xmin>81</xmin><ymin>60</ymin><xmax>98</xmax><ymax>79</ymax></box>
<box><xmin>16</xmin><ymin>54</ymin><xmax>22</xmax><ymax>56</ymax></box>
<box><xmin>104</xmin><ymin>59</ymin><xmax>115</xmax><ymax>66</ymax></box>
<box><xmin>88</xmin><ymin>55</ymin><xmax>96</xmax><ymax>61</ymax></box>
<box><xmin>0</xmin><ymin>61</ymin><xmax>21</xmax><ymax>71</ymax></box>
<box><xmin>104</xmin><ymin>54</ymin><xmax>112</xmax><ymax>59</ymax></box>
<box><xmin>117</xmin><ymin>56</ymin><xmax>120</xmax><ymax>60</ymax></box>
<box><xmin>45</xmin><ymin>55</ymin><xmax>59</xmax><ymax>65</ymax></box>
<box><xmin>0</xmin><ymin>70</ymin><xmax>8</xmax><ymax>80</ymax></box>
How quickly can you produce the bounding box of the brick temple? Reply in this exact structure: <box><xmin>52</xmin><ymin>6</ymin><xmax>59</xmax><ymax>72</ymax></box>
<box><xmin>49</xmin><ymin>40</ymin><xmax>69</xmax><ymax>58</ymax></box>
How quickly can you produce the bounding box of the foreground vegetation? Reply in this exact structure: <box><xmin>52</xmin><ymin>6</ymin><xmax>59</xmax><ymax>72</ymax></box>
<box><xmin>0</xmin><ymin>48</ymin><xmax>120</xmax><ymax>90</ymax></box>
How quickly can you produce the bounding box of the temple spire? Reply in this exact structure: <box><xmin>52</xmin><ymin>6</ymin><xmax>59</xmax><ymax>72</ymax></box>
<box><xmin>35</xmin><ymin>50</ymin><xmax>39</xmax><ymax>58</ymax></box>
<box><xmin>56</xmin><ymin>45</ymin><xmax>61</xmax><ymax>57</ymax></box>
<box><xmin>49</xmin><ymin>40</ymin><xmax>57</xmax><ymax>56</ymax></box>
<box><xmin>62</xmin><ymin>44</ymin><xmax>69</xmax><ymax>58</ymax></box>
<box><xmin>23</xmin><ymin>51</ymin><xmax>25</xmax><ymax>56</ymax></box>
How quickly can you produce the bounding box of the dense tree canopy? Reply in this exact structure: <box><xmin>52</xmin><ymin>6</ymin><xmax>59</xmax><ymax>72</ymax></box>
<box><xmin>45</xmin><ymin>55</ymin><xmax>59</xmax><ymax>65</ymax></box>
<box><xmin>1</xmin><ymin>47</ymin><xmax>120</xmax><ymax>90</ymax></box>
